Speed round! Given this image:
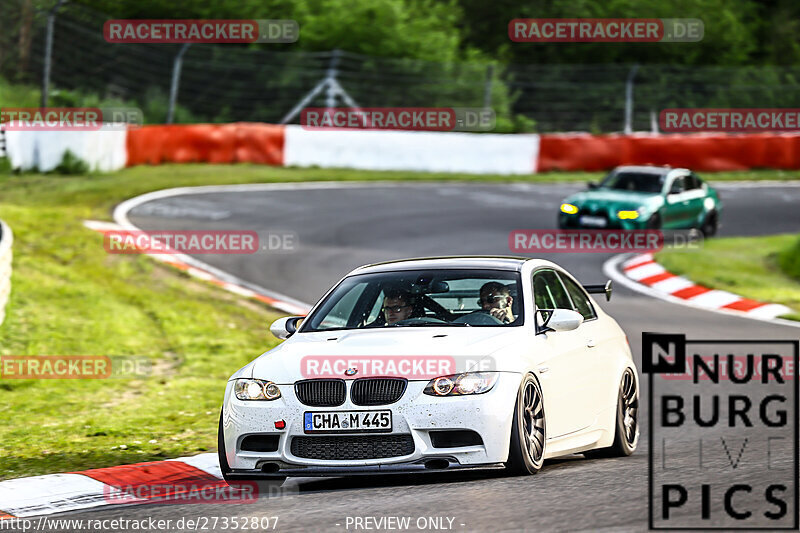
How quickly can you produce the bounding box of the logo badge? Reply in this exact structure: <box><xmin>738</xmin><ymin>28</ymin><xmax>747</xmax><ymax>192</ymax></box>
<box><xmin>344</xmin><ymin>367</ymin><xmax>358</xmax><ymax>376</ymax></box>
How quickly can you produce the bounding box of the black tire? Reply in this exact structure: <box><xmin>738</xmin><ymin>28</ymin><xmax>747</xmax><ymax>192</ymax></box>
<box><xmin>505</xmin><ymin>374</ymin><xmax>546</xmax><ymax>475</ymax></box>
<box><xmin>584</xmin><ymin>368</ymin><xmax>639</xmax><ymax>459</ymax></box>
<box><xmin>646</xmin><ymin>213</ymin><xmax>661</xmax><ymax>230</ymax></box>
<box><xmin>218</xmin><ymin>412</ymin><xmax>233</xmax><ymax>482</ymax></box>
<box><xmin>700</xmin><ymin>210</ymin><xmax>718</xmax><ymax>237</ymax></box>
<box><xmin>218</xmin><ymin>412</ymin><xmax>287</xmax><ymax>484</ymax></box>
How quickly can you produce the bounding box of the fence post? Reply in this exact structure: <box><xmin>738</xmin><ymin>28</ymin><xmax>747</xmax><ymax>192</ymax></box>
<box><xmin>167</xmin><ymin>43</ymin><xmax>191</xmax><ymax>124</ymax></box>
<box><xmin>41</xmin><ymin>0</ymin><xmax>66</xmax><ymax>108</ymax></box>
<box><xmin>280</xmin><ymin>49</ymin><xmax>361</xmax><ymax>124</ymax></box>
<box><xmin>483</xmin><ymin>64</ymin><xmax>494</xmax><ymax>109</ymax></box>
<box><xmin>325</xmin><ymin>49</ymin><xmax>342</xmax><ymax>109</ymax></box>
<box><xmin>623</xmin><ymin>64</ymin><xmax>639</xmax><ymax>134</ymax></box>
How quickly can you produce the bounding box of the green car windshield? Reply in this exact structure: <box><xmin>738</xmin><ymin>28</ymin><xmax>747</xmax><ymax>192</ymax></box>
<box><xmin>600</xmin><ymin>171</ymin><xmax>665</xmax><ymax>193</ymax></box>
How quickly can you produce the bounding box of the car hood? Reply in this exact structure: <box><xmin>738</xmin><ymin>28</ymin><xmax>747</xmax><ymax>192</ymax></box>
<box><xmin>566</xmin><ymin>189</ymin><xmax>662</xmax><ymax>211</ymax></box>
<box><xmin>247</xmin><ymin>327</ymin><xmax>526</xmax><ymax>383</ymax></box>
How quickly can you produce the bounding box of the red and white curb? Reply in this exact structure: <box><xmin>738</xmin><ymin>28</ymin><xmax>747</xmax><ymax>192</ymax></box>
<box><xmin>0</xmin><ymin>454</ymin><xmax>220</xmax><ymax>518</ymax></box>
<box><xmin>83</xmin><ymin>220</ymin><xmax>311</xmax><ymax>316</ymax></box>
<box><xmin>0</xmin><ymin>454</ymin><xmax>307</xmax><ymax>519</ymax></box>
<box><xmin>615</xmin><ymin>253</ymin><xmax>792</xmax><ymax>320</ymax></box>
<box><xmin>0</xmin><ymin>222</ymin><xmax>312</xmax><ymax>520</ymax></box>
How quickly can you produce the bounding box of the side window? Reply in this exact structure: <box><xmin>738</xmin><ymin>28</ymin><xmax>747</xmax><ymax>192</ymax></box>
<box><xmin>688</xmin><ymin>172</ymin><xmax>703</xmax><ymax>190</ymax></box>
<box><xmin>559</xmin><ymin>274</ymin><xmax>597</xmax><ymax>321</ymax></box>
<box><xmin>532</xmin><ymin>270</ymin><xmax>572</xmax><ymax>310</ymax></box>
<box><xmin>669</xmin><ymin>176</ymin><xmax>685</xmax><ymax>194</ymax></box>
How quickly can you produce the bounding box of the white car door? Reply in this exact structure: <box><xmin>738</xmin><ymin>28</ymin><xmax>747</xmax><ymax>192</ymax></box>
<box><xmin>558</xmin><ymin>272</ymin><xmax>616</xmax><ymax>425</ymax></box>
<box><xmin>531</xmin><ymin>269</ymin><xmax>597</xmax><ymax>437</ymax></box>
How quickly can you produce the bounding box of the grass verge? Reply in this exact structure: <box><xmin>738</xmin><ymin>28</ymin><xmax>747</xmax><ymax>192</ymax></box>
<box><xmin>0</xmin><ymin>163</ymin><xmax>798</xmax><ymax>481</ymax></box>
<box><xmin>655</xmin><ymin>233</ymin><xmax>800</xmax><ymax>321</ymax></box>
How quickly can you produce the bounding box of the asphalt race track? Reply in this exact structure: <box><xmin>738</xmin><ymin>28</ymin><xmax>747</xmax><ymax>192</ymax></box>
<box><xmin>45</xmin><ymin>182</ymin><xmax>800</xmax><ymax>531</ymax></box>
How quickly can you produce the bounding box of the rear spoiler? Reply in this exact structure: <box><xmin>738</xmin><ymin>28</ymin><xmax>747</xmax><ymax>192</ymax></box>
<box><xmin>583</xmin><ymin>280</ymin><xmax>613</xmax><ymax>301</ymax></box>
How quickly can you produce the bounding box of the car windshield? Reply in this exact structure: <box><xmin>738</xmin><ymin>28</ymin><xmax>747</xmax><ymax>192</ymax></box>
<box><xmin>301</xmin><ymin>268</ymin><xmax>524</xmax><ymax>331</ymax></box>
<box><xmin>600</xmin><ymin>171</ymin><xmax>665</xmax><ymax>193</ymax></box>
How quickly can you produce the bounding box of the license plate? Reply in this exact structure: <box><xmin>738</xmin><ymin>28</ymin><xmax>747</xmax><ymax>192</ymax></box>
<box><xmin>303</xmin><ymin>410</ymin><xmax>392</xmax><ymax>433</ymax></box>
<box><xmin>580</xmin><ymin>215</ymin><xmax>607</xmax><ymax>227</ymax></box>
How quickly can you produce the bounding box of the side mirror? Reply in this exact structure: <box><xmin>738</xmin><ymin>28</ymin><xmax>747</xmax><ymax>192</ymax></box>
<box><xmin>270</xmin><ymin>316</ymin><xmax>304</xmax><ymax>339</ymax></box>
<box><xmin>587</xmin><ymin>181</ymin><xmax>599</xmax><ymax>190</ymax></box>
<box><xmin>536</xmin><ymin>309</ymin><xmax>583</xmax><ymax>334</ymax></box>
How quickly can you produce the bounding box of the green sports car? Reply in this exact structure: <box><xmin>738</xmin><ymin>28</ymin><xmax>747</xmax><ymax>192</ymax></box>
<box><xmin>557</xmin><ymin>165</ymin><xmax>722</xmax><ymax>236</ymax></box>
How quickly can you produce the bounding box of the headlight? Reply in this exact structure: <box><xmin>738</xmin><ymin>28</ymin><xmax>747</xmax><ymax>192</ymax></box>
<box><xmin>560</xmin><ymin>203</ymin><xmax>579</xmax><ymax>215</ymax></box>
<box><xmin>617</xmin><ymin>209</ymin><xmax>640</xmax><ymax>220</ymax></box>
<box><xmin>234</xmin><ymin>379</ymin><xmax>282</xmax><ymax>401</ymax></box>
<box><xmin>423</xmin><ymin>372</ymin><xmax>499</xmax><ymax>396</ymax></box>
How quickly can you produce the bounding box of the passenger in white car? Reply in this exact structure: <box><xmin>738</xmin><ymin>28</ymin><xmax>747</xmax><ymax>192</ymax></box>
<box><xmin>478</xmin><ymin>282</ymin><xmax>515</xmax><ymax>323</ymax></box>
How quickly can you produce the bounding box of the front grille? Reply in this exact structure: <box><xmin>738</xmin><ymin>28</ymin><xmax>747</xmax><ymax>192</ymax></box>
<box><xmin>576</xmin><ymin>208</ymin><xmax>615</xmax><ymax>228</ymax></box>
<box><xmin>291</xmin><ymin>435</ymin><xmax>415</xmax><ymax>460</ymax></box>
<box><xmin>295</xmin><ymin>379</ymin><xmax>346</xmax><ymax>407</ymax></box>
<box><xmin>578</xmin><ymin>206</ymin><xmax>607</xmax><ymax>218</ymax></box>
<box><xmin>350</xmin><ymin>378</ymin><xmax>407</xmax><ymax>406</ymax></box>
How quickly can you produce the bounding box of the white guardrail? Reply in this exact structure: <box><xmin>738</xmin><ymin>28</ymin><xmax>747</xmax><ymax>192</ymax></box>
<box><xmin>0</xmin><ymin>219</ymin><xmax>12</xmax><ymax>327</ymax></box>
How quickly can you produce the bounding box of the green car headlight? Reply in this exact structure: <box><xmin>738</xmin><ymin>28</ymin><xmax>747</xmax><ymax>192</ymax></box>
<box><xmin>561</xmin><ymin>203</ymin><xmax>579</xmax><ymax>215</ymax></box>
<box><xmin>234</xmin><ymin>379</ymin><xmax>281</xmax><ymax>401</ymax></box>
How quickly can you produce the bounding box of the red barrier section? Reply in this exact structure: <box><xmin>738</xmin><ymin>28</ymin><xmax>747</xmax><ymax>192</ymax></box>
<box><xmin>126</xmin><ymin>123</ymin><xmax>284</xmax><ymax>166</ymax></box>
<box><xmin>538</xmin><ymin>133</ymin><xmax>800</xmax><ymax>172</ymax></box>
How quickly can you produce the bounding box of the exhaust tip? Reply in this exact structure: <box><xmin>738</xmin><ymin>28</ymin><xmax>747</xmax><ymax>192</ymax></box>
<box><xmin>424</xmin><ymin>459</ymin><xmax>449</xmax><ymax>470</ymax></box>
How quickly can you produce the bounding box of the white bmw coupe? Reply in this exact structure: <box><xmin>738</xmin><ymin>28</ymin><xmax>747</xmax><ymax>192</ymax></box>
<box><xmin>218</xmin><ymin>257</ymin><xmax>639</xmax><ymax>480</ymax></box>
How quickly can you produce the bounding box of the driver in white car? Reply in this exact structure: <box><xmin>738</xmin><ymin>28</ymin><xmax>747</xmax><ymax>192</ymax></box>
<box><xmin>478</xmin><ymin>282</ymin><xmax>515</xmax><ymax>323</ymax></box>
<box><xmin>379</xmin><ymin>289</ymin><xmax>415</xmax><ymax>325</ymax></box>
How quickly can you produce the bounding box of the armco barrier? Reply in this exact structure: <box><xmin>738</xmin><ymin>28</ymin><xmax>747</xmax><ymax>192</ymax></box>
<box><xmin>0</xmin><ymin>219</ymin><xmax>12</xmax><ymax>327</ymax></box>
<box><xmin>537</xmin><ymin>132</ymin><xmax>800</xmax><ymax>172</ymax></box>
<box><xmin>126</xmin><ymin>123</ymin><xmax>285</xmax><ymax>166</ymax></box>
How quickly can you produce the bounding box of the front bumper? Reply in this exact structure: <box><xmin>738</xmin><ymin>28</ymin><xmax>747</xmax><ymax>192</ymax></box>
<box><xmin>221</xmin><ymin>373</ymin><xmax>521</xmax><ymax>476</ymax></box>
<box><xmin>224</xmin><ymin>461</ymin><xmax>507</xmax><ymax>478</ymax></box>
<box><xmin>558</xmin><ymin>212</ymin><xmax>648</xmax><ymax>230</ymax></box>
